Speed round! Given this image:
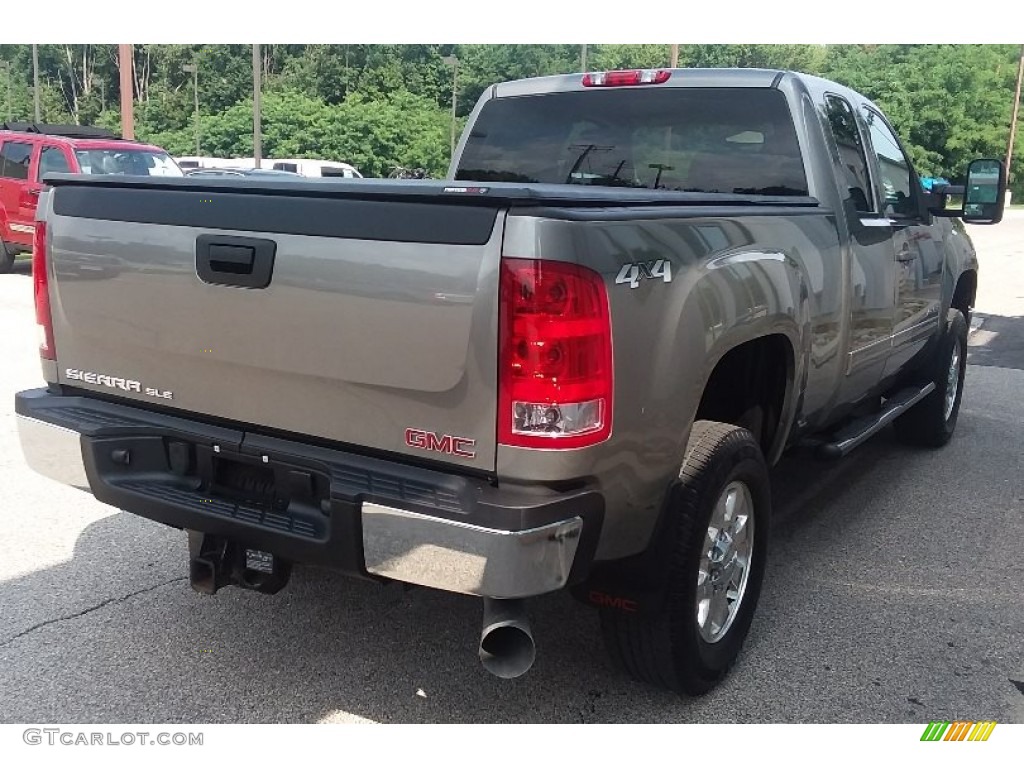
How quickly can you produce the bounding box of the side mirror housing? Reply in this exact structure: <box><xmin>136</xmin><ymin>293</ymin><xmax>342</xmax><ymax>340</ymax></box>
<box><xmin>962</xmin><ymin>158</ymin><xmax>1007</xmax><ymax>225</ymax></box>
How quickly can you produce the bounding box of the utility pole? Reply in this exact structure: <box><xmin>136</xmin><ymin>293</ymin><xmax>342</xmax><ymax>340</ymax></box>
<box><xmin>1006</xmin><ymin>44</ymin><xmax>1024</xmax><ymax>185</ymax></box>
<box><xmin>670</xmin><ymin>44</ymin><xmax>679</xmax><ymax>68</ymax></box>
<box><xmin>32</xmin><ymin>44</ymin><xmax>41</xmax><ymax>122</ymax></box>
<box><xmin>118</xmin><ymin>44</ymin><xmax>134</xmax><ymax>139</ymax></box>
<box><xmin>581</xmin><ymin>44</ymin><xmax>588</xmax><ymax>72</ymax></box>
<box><xmin>183</xmin><ymin>60</ymin><xmax>200</xmax><ymax>156</ymax></box>
<box><xmin>252</xmin><ymin>44</ymin><xmax>262</xmax><ymax>168</ymax></box>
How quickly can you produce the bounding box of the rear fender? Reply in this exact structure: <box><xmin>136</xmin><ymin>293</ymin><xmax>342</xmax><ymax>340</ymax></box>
<box><xmin>682</xmin><ymin>249</ymin><xmax>807</xmax><ymax>463</ymax></box>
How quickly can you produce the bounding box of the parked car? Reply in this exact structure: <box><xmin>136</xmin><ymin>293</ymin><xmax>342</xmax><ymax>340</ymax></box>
<box><xmin>262</xmin><ymin>158</ymin><xmax>363</xmax><ymax>178</ymax></box>
<box><xmin>239</xmin><ymin>168</ymin><xmax>304</xmax><ymax>179</ymax></box>
<box><xmin>183</xmin><ymin>168</ymin><xmax>246</xmax><ymax>178</ymax></box>
<box><xmin>174</xmin><ymin>156</ymin><xmax>229</xmax><ymax>171</ymax></box>
<box><xmin>16</xmin><ymin>69</ymin><xmax>1005</xmax><ymax>695</ymax></box>
<box><xmin>0</xmin><ymin>122</ymin><xmax>182</xmax><ymax>272</ymax></box>
<box><xmin>184</xmin><ymin>168</ymin><xmax>303</xmax><ymax>180</ymax></box>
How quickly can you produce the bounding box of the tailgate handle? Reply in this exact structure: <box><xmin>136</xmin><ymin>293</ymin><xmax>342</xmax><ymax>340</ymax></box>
<box><xmin>209</xmin><ymin>244</ymin><xmax>255</xmax><ymax>274</ymax></box>
<box><xmin>196</xmin><ymin>235</ymin><xmax>276</xmax><ymax>289</ymax></box>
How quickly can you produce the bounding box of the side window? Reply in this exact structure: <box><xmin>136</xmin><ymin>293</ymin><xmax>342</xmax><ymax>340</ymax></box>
<box><xmin>39</xmin><ymin>146</ymin><xmax>72</xmax><ymax>178</ymax></box>
<box><xmin>0</xmin><ymin>141</ymin><xmax>34</xmax><ymax>181</ymax></box>
<box><xmin>862</xmin><ymin>108</ymin><xmax>917</xmax><ymax>218</ymax></box>
<box><xmin>823</xmin><ymin>96</ymin><xmax>873</xmax><ymax>213</ymax></box>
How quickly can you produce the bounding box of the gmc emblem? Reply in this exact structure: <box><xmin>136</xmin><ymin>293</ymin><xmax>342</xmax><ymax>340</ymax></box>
<box><xmin>587</xmin><ymin>590</ymin><xmax>638</xmax><ymax>613</ymax></box>
<box><xmin>405</xmin><ymin>428</ymin><xmax>476</xmax><ymax>459</ymax></box>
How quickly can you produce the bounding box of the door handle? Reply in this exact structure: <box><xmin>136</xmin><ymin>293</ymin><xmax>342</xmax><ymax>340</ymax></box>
<box><xmin>196</xmin><ymin>235</ymin><xmax>276</xmax><ymax>288</ymax></box>
<box><xmin>896</xmin><ymin>250</ymin><xmax>916</xmax><ymax>264</ymax></box>
<box><xmin>27</xmin><ymin>188</ymin><xmax>41</xmax><ymax>196</ymax></box>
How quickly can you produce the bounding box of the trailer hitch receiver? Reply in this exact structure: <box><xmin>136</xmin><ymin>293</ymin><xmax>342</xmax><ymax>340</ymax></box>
<box><xmin>187</xmin><ymin>530</ymin><xmax>292</xmax><ymax>595</ymax></box>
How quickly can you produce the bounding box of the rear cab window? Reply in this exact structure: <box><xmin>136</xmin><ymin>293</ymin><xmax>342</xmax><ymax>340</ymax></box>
<box><xmin>0</xmin><ymin>140</ymin><xmax>36</xmax><ymax>180</ymax></box>
<box><xmin>456</xmin><ymin>88</ymin><xmax>808</xmax><ymax>196</ymax></box>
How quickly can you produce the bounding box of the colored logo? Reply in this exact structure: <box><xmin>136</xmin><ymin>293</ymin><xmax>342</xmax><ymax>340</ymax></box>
<box><xmin>921</xmin><ymin>721</ymin><xmax>997</xmax><ymax>742</ymax></box>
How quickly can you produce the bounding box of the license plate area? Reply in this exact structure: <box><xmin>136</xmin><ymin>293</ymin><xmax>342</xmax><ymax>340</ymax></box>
<box><xmin>194</xmin><ymin>445</ymin><xmax>331</xmax><ymax>520</ymax></box>
<box><xmin>210</xmin><ymin>455</ymin><xmax>278</xmax><ymax>507</ymax></box>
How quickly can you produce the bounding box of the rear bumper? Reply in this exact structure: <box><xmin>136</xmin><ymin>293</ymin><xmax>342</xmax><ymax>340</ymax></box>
<box><xmin>15</xmin><ymin>388</ymin><xmax>602</xmax><ymax>599</ymax></box>
<box><xmin>17</xmin><ymin>413</ymin><xmax>91</xmax><ymax>491</ymax></box>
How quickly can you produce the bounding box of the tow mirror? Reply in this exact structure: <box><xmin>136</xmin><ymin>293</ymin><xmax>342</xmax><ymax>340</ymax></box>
<box><xmin>962</xmin><ymin>158</ymin><xmax>1006</xmax><ymax>225</ymax></box>
<box><xmin>927</xmin><ymin>158</ymin><xmax>1007</xmax><ymax>224</ymax></box>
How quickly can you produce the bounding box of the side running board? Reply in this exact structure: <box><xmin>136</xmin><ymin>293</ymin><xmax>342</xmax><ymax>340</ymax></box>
<box><xmin>816</xmin><ymin>382</ymin><xmax>936</xmax><ymax>459</ymax></box>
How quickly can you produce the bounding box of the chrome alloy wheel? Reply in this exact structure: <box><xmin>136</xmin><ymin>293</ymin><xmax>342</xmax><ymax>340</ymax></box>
<box><xmin>697</xmin><ymin>480</ymin><xmax>755</xmax><ymax>644</ymax></box>
<box><xmin>944</xmin><ymin>335</ymin><xmax>963</xmax><ymax>422</ymax></box>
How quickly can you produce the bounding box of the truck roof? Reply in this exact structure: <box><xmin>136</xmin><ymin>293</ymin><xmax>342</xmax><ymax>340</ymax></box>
<box><xmin>0</xmin><ymin>128</ymin><xmax>168</xmax><ymax>154</ymax></box>
<box><xmin>491</xmin><ymin>67</ymin><xmax>790</xmax><ymax>98</ymax></box>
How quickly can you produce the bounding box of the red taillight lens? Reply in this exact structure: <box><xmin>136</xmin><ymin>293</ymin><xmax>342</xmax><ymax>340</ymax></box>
<box><xmin>498</xmin><ymin>259</ymin><xmax>612</xmax><ymax>449</ymax></box>
<box><xmin>582</xmin><ymin>69</ymin><xmax>671</xmax><ymax>87</ymax></box>
<box><xmin>32</xmin><ymin>221</ymin><xmax>55</xmax><ymax>360</ymax></box>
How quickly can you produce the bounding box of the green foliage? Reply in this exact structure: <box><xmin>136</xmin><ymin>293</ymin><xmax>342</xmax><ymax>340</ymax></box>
<box><xmin>453</xmin><ymin>44</ymin><xmax>579</xmax><ymax>113</ymax></box>
<box><xmin>0</xmin><ymin>43</ymin><xmax>1020</xmax><ymax>192</ymax></box>
<box><xmin>681</xmin><ymin>44</ymin><xmax>828</xmax><ymax>72</ymax></box>
<box><xmin>821</xmin><ymin>45</ymin><xmax>1021</xmax><ymax>186</ymax></box>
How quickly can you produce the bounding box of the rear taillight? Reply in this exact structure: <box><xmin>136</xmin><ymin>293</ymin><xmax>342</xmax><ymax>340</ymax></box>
<box><xmin>582</xmin><ymin>69</ymin><xmax>671</xmax><ymax>87</ymax></box>
<box><xmin>33</xmin><ymin>221</ymin><xmax>55</xmax><ymax>360</ymax></box>
<box><xmin>498</xmin><ymin>259</ymin><xmax>612</xmax><ymax>449</ymax></box>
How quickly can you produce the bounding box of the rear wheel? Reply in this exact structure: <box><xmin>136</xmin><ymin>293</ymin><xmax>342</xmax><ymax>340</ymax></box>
<box><xmin>600</xmin><ymin>420</ymin><xmax>770</xmax><ymax>695</ymax></box>
<box><xmin>0</xmin><ymin>239</ymin><xmax>14</xmax><ymax>274</ymax></box>
<box><xmin>893</xmin><ymin>311</ymin><xmax>968</xmax><ymax>448</ymax></box>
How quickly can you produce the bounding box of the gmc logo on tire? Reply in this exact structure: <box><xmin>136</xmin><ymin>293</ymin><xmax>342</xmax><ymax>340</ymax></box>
<box><xmin>405</xmin><ymin>428</ymin><xmax>476</xmax><ymax>459</ymax></box>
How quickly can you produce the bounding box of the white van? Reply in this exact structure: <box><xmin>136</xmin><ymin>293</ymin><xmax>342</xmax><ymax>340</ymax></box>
<box><xmin>263</xmin><ymin>159</ymin><xmax>363</xmax><ymax>178</ymax></box>
<box><xmin>175</xmin><ymin>156</ymin><xmax>234</xmax><ymax>170</ymax></box>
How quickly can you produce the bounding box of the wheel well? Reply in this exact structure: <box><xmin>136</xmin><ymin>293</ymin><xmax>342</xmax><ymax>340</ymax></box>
<box><xmin>694</xmin><ymin>335</ymin><xmax>792</xmax><ymax>455</ymax></box>
<box><xmin>951</xmin><ymin>270</ymin><xmax>977</xmax><ymax>322</ymax></box>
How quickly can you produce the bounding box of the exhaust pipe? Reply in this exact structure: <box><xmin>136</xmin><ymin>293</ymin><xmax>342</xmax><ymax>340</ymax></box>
<box><xmin>479</xmin><ymin>598</ymin><xmax>536</xmax><ymax>679</ymax></box>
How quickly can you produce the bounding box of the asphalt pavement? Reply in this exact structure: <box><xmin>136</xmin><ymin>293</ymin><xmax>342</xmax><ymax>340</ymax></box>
<box><xmin>0</xmin><ymin>214</ymin><xmax>1022</xmax><ymax>723</ymax></box>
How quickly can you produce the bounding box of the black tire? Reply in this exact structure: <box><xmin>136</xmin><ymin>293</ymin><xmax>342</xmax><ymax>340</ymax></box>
<box><xmin>0</xmin><ymin>239</ymin><xmax>13</xmax><ymax>274</ymax></box>
<box><xmin>600</xmin><ymin>420</ymin><xmax>771</xmax><ymax>695</ymax></box>
<box><xmin>893</xmin><ymin>311</ymin><xmax>968</xmax><ymax>448</ymax></box>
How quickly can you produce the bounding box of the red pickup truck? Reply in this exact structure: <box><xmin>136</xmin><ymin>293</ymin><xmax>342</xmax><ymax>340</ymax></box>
<box><xmin>0</xmin><ymin>123</ymin><xmax>183</xmax><ymax>272</ymax></box>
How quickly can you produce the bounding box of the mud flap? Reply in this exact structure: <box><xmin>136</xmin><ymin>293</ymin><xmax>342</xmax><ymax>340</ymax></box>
<box><xmin>570</xmin><ymin>480</ymin><xmax>685</xmax><ymax>617</ymax></box>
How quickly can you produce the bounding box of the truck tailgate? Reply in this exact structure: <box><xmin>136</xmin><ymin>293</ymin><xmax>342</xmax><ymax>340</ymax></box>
<box><xmin>44</xmin><ymin>181</ymin><xmax>504</xmax><ymax>472</ymax></box>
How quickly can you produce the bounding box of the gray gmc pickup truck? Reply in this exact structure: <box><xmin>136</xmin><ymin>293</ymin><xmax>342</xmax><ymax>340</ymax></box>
<box><xmin>16</xmin><ymin>68</ymin><xmax>1007</xmax><ymax>695</ymax></box>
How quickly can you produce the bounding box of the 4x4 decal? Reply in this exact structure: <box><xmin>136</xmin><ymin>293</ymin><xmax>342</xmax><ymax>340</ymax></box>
<box><xmin>615</xmin><ymin>259</ymin><xmax>672</xmax><ymax>289</ymax></box>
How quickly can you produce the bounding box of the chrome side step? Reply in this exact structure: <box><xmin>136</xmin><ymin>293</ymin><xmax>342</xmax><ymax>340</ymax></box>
<box><xmin>817</xmin><ymin>382</ymin><xmax>936</xmax><ymax>459</ymax></box>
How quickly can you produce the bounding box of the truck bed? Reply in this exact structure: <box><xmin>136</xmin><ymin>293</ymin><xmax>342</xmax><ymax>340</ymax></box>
<box><xmin>41</xmin><ymin>174</ymin><xmax>822</xmax><ymax>474</ymax></box>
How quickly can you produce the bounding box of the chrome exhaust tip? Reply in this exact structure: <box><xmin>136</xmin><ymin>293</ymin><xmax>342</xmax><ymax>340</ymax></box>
<box><xmin>479</xmin><ymin>598</ymin><xmax>536</xmax><ymax>679</ymax></box>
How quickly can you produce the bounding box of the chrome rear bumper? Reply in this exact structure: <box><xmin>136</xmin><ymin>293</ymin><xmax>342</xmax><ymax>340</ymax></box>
<box><xmin>362</xmin><ymin>503</ymin><xmax>582</xmax><ymax>598</ymax></box>
<box><xmin>17</xmin><ymin>414</ymin><xmax>91</xmax><ymax>491</ymax></box>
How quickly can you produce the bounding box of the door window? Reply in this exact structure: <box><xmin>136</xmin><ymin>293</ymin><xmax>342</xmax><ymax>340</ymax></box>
<box><xmin>862</xmin><ymin>108</ymin><xmax>918</xmax><ymax>219</ymax></box>
<box><xmin>39</xmin><ymin>146</ymin><xmax>72</xmax><ymax>178</ymax></box>
<box><xmin>823</xmin><ymin>96</ymin><xmax>873</xmax><ymax>213</ymax></box>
